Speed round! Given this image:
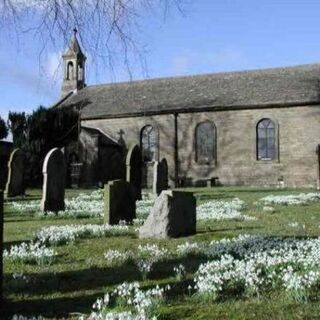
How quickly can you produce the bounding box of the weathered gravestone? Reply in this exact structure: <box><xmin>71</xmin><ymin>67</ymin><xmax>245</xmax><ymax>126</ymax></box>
<box><xmin>126</xmin><ymin>145</ymin><xmax>142</xmax><ymax>201</ymax></box>
<box><xmin>41</xmin><ymin>148</ymin><xmax>66</xmax><ymax>212</ymax></box>
<box><xmin>4</xmin><ymin>148</ymin><xmax>26</xmax><ymax>198</ymax></box>
<box><xmin>0</xmin><ymin>191</ymin><xmax>3</xmax><ymax>305</ymax></box>
<box><xmin>104</xmin><ymin>180</ymin><xmax>136</xmax><ymax>225</ymax></box>
<box><xmin>139</xmin><ymin>190</ymin><xmax>196</xmax><ymax>239</ymax></box>
<box><xmin>153</xmin><ymin>158</ymin><xmax>168</xmax><ymax>195</ymax></box>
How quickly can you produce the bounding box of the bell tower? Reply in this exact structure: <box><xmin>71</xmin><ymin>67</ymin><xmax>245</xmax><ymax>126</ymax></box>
<box><xmin>61</xmin><ymin>29</ymin><xmax>86</xmax><ymax>97</ymax></box>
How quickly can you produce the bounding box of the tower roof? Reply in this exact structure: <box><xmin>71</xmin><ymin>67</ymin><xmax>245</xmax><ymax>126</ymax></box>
<box><xmin>63</xmin><ymin>30</ymin><xmax>86</xmax><ymax>59</ymax></box>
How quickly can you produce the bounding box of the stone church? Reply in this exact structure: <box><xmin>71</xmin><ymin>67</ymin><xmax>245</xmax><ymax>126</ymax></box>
<box><xmin>56</xmin><ymin>33</ymin><xmax>320</xmax><ymax>189</ymax></box>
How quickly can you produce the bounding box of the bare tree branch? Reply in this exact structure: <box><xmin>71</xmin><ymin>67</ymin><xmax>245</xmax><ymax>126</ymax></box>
<box><xmin>0</xmin><ymin>0</ymin><xmax>186</xmax><ymax>78</ymax></box>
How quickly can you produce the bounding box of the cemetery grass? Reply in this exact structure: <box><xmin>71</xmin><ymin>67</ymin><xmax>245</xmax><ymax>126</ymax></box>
<box><xmin>3</xmin><ymin>187</ymin><xmax>320</xmax><ymax>319</ymax></box>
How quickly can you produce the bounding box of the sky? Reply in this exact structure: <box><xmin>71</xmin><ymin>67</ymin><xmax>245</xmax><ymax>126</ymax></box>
<box><xmin>2</xmin><ymin>0</ymin><xmax>320</xmax><ymax>127</ymax></box>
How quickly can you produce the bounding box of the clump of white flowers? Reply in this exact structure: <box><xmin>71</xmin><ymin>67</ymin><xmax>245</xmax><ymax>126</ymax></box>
<box><xmin>103</xmin><ymin>244</ymin><xmax>169</xmax><ymax>280</ymax></box>
<box><xmin>136</xmin><ymin>194</ymin><xmax>155</xmax><ymax>220</ymax></box>
<box><xmin>34</xmin><ymin>224</ymin><xmax>132</xmax><ymax>246</ymax></box>
<box><xmin>4</xmin><ymin>242</ymin><xmax>57</xmax><ymax>265</ymax></box>
<box><xmin>197</xmin><ymin>198</ymin><xmax>255</xmax><ymax>221</ymax></box>
<box><xmin>88</xmin><ymin>282</ymin><xmax>169</xmax><ymax>320</ymax></box>
<box><xmin>261</xmin><ymin>192</ymin><xmax>320</xmax><ymax>206</ymax></box>
<box><xmin>104</xmin><ymin>249</ymin><xmax>134</xmax><ymax>266</ymax></box>
<box><xmin>193</xmin><ymin>235</ymin><xmax>320</xmax><ymax>302</ymax></box>
<box><xmin>137</xmin><ymin>244</ymin><xmax>169</xmax><ymax>280</ymax></box>
<box><xmin>262</xmin><ymin>206</ymin><xmax>275</xmax><ymax>213</ymax></box>
<box><xmin>173</xmin><ymin>264</ymin><xmax>186</xmax><ymax>281</ymax></box>
<box><xmin>176</xmin><ymin>242</ymin><xmax>201</xmax><ymax>256</ymax></box>
<box><xmin>10</xmin><ymin>189</ymin><xmax>104</xmax><ymax>218</ymax></box>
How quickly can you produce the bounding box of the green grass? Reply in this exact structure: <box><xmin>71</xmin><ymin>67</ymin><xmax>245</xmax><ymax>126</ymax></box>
<box><xmin>3</xmin><ymin>187</ymin><xmax>320</xmax><ymax>319</ymax></box>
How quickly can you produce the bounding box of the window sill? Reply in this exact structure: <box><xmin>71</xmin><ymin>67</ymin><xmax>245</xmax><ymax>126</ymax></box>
<box><xmin>256</xmin><ymin>159</ymin><xmax>280</xmax><ymax>164</ymax></box>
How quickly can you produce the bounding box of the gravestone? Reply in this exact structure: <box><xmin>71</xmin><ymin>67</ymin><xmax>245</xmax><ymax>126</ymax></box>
<box><xmin>41</xmin><ymin>148</ymin><xmax>66</xmax><ymax>212</ymax></box>
<box><xmin>139</xmin><ymin>190</ymin><xmax>196</xmax><ymax>239</ymax></box>
<box><xmin>104</xmin><ymin>180</ymin><xmax>136</xmax><ymax>225</ymax></box>
<box><xmin>126</xmin><ymin>145</ymin><xmax>142</xmax><ymax>200</ymax></box>
<box><xmin>4</xmin><ymin>148</ymin><xmax>26</xmax><ymax>198</ymax></box>
<box><xmin>0</xmin><ymin>191</ymin><xmax>3</xmax><ymax>305</ymax></box>
<box><xmin>153</xmin><ymin>158</ymin><xmax>168</xmax><ymax>195</ymax></box>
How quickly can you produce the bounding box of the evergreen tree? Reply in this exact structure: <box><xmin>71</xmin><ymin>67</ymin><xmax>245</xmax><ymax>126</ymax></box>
<box><xmin>0</xmin><ymin>116</ymin><xmax>8</xmax><ymax>140</ymax></box>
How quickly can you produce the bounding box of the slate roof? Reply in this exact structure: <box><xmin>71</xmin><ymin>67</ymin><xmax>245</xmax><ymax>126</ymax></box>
<box><xmin>58</xmin><ymin>64</ymin><xmax>320</xmax><ymax>119</ymax></box>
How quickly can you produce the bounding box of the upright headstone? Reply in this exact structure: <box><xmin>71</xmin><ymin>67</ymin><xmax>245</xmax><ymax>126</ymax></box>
<box><xmin>153</xmin><ymin>158</ymin><xmax>168</xmax><ymax>195</ymax></box>
<box><xmin>126</xmin><ymin>145</ymin><xmax>142</xmax><ymax>200</ymax></box>
<box><xmin>4</xmin><ymin>149</ymin><xmax>26</xmax><ymax>198</ymax></box>
<box><xmin>0</xmin><ymin>191</ymin><xmax>3</xmax><ymax>306</ymax></box>
<box><xmin>40</xmin><ymin>148</ymin><xmax>66</xmax><ymax>212</ymax></box>
<box><xmin>139</xmin><ymin>190</ymin><xmax>196</xmax><ymax>239</ymax></box>
<box><xmin>104</xmin><ymin>180</ymin><xmax>136</xmax><ymax>225</ymax></box>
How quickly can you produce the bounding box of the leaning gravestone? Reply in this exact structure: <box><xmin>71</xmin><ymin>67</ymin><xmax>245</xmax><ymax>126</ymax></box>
<box><xmin>126</xmin><ymin>145</ymin><xmax>142</xmax><ymax>201</ymax></box>
<box><xmin>4</xmin><ymin>148</ymin><xmax>26</xmax><ymax>198</ymax></box>
<box><xmin>0</xmin><ymin>191</ymin><xmax>3</xmax><ymax>305</ymax></box>
<box><xmin>139</xmin><ymin>190</ymin><xmax>196</xmax><ymax>239</ymax></box>
<box><xmin>104</xmin><ymin>180</ymin><xmax>136</xmax><ymax>225</ymax></box>
<box><xmin>153</xmin><ymin>158</ymin><xmax>169</xmax><ymax>195</ymax></box>
<box><xmin>40</xmin><ymin>148</ymin><xmax>66</xmax><ymax>212</ymax></box>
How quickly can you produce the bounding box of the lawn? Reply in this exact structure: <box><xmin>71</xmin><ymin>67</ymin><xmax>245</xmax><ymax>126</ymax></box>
<box><xmin>3</xmin><ymin>186</ymin><xmax>320</xmax><ymax>319</ymax></box>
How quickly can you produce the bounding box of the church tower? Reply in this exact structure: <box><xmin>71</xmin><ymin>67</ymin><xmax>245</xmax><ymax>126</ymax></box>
<box><xmin>61</xmin><ymin>29</ymin><xmax>86</xmax><ymax>97</ymax></box>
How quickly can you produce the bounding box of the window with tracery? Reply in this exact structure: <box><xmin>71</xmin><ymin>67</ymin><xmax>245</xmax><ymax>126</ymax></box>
<box><xmin>195</xmin><ymin>121</ymin><xmax>216</xmax><ymax>164</ymax></box>
<box><xmin>257</xmin><ymin>118</ymin><xmax>276</xmax><ymax>160</ymax></box>
<box><xmin>141</xmin><ymin>125</ymin><xmax>156</xmax><ymax>162</ymax></box>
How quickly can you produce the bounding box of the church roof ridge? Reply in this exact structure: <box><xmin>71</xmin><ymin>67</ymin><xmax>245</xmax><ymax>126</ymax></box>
<box><xmin>59</xmin><ymin>62</ymin><xmax>320</xmax><ymax>119</ymax></box>
<box><xmin>85</xmin><ymin>62</ymin><xmax>320</xmax><ymax>89</ymax></box>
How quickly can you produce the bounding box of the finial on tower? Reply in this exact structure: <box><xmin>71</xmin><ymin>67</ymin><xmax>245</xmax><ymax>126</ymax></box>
<box><xmin>73</xmin><ymin>28</ymin><xmax>78</xmax><ymax>37</ymax></box>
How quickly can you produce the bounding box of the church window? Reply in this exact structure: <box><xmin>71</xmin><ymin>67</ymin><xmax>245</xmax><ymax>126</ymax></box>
<box><xmin>257</xmin><ymin>118</ymin><xmax>276</xmax><ymax>160</ymax></box>
<box><xmin>78</xmin><ymin>62</ymin><xmax>83</xmax><ymax>81</ymax></box>
<box><xmin>195</xmin><ymin>121</ymin><xmax>216</xmax><ymax>164</ymax></box>
<box><xmin>67</xmin><ymin>61</ymin><xmax>74</xmax><ymax>80</ymax></box>
<box><xmin>141</xmin><ymin>125</ymin><xmax>156</xmax><ymax>162</ymax></box>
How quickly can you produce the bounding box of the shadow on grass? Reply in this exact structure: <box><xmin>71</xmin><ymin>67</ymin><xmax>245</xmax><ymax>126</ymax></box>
<box><xmin>4</xmin><ymin>263</ymin><xmax>140</xmax><ymax>296</ymax></box>
<box><xmin>1</xmin><ymin>292</ymin><xmax>100</xmax><ymax>319</ymax></box>
<box><xmin>197</xmin><ymin>225</ymin><xmax>262</xmax><ymax>234</ymax></box>
<box><xmin>4</xmin><ymin>193</ymin><xmax>42</xmax><ymax>202</ymax></box>
<box><xmin>195</xmin><ymin>193</ymin><xmax>234</xmax><ymax>201</ymax></box>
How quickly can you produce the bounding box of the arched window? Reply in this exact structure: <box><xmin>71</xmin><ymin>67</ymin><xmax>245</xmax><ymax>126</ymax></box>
<box><xmin>257</xmin><ymin>118</ymin><xmax>276</xmax><ymax>160</ymax></box>
<box><xmin>195</xmin><ymin>121</ymin><xmax>216</xmax><ymax>164</ymax></box>
<box><xmin>67</xmin><ymin>61</ymin><xmax>74</xmax><ymax>80</ymax></box>
<box><xmin>78</xmin><ymin>62</ymin><xmax>83</xmax><ymax>81</ymax></box>
<box><xmin>141</xmin><ymin>125</ymin><xmax>156</xmax><ymax>162</ymax></box>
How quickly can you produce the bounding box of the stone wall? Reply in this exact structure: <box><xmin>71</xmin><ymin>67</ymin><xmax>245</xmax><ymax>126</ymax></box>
<box><xmin>82</xmin><ymin>105</ymin><xmax>320</xmax><ymax>188</ymax></box>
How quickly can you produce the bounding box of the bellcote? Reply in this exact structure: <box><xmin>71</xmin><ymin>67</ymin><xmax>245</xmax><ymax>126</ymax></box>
<box><xmin>61</xmin><ymin>29</ymin><xmax>86</xmax><ymax>98</ymax></box>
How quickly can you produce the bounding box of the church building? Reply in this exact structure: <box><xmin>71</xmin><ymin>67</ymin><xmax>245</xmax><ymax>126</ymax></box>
<box><xmin>56</xmin><ymin>32</ymin><xmax>320</xmax><ymax>189</ymax></box>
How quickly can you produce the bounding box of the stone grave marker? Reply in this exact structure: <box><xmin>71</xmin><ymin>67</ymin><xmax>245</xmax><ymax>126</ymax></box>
<box><xmin>153</xmin><ymin>158</ymin><xmax>168</xmax><ymax>195</ymax></box>
<box><xmin>139</xmin><ymin>190</ymin><xmax>196</xmax><ymax>239</ymax></box>
<box><xmin>104</xmin><ymin>180</ymin><xmax>136</xmax><ymax>225</ymax></box>
<box><xmin>126</xmin><ymin>144</ymin><xmax>142</xmax><ymax>200</ymax></box>
<box><xmin>4</xmin><ymin>148</ymin><xmax>26</xmax><ymax>198</ymax></box>
<box><xmin>40</xmin><ymin>148</ymin><xmax>66</xmax><ymax>212</ymax></box>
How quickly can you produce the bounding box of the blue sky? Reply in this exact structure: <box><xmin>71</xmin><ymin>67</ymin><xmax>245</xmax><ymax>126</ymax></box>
<box><xmin>2</xmin><ymin>0</ymin><xmax>320</xmax><ymax>122</ymax></box>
